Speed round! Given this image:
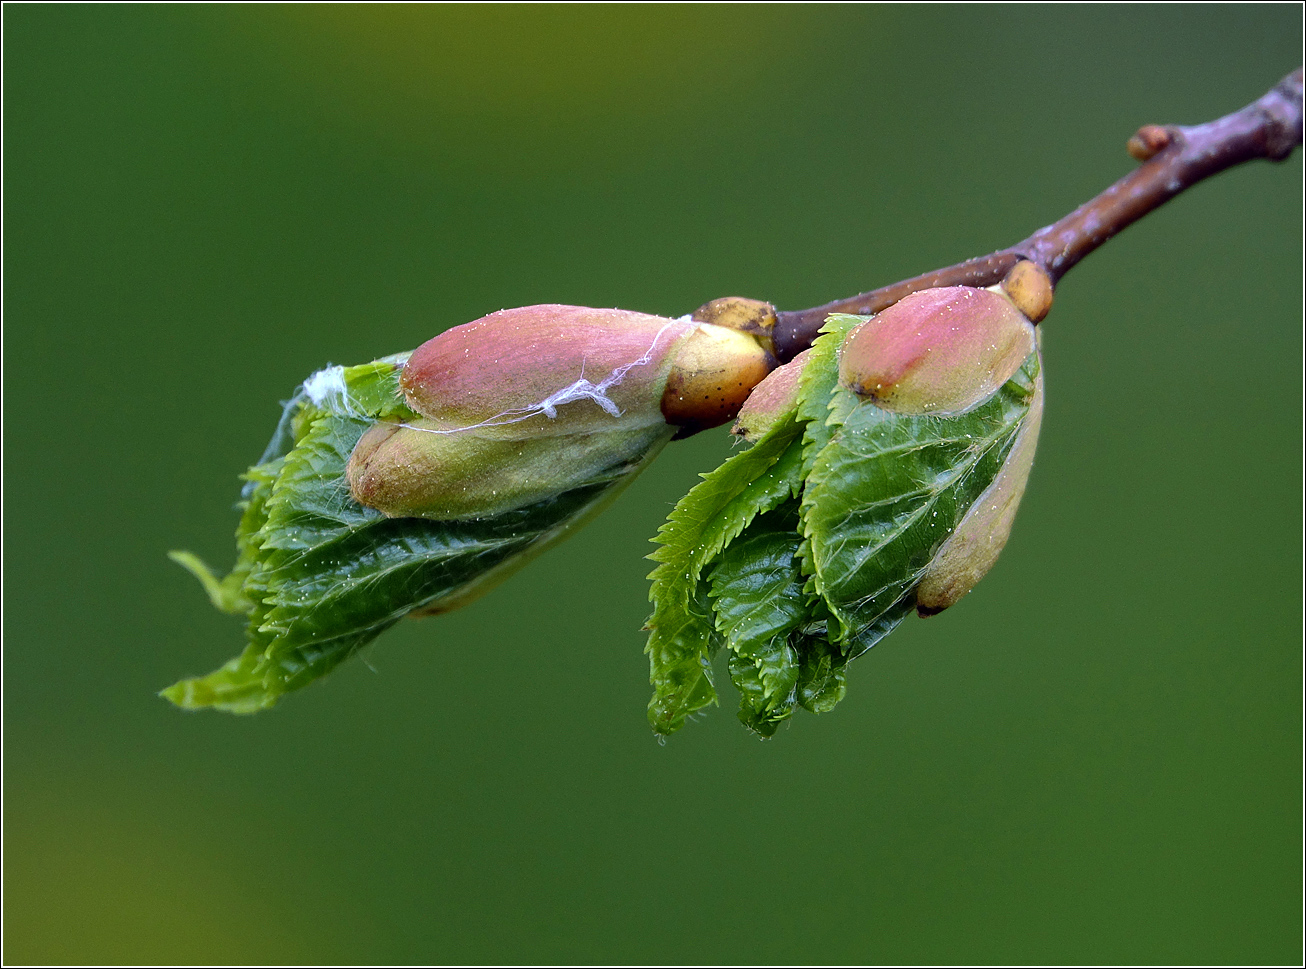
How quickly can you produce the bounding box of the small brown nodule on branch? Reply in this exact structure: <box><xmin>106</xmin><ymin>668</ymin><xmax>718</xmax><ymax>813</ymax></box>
<box><xmin>1127</xmin><ymin>124</ymin><xmax>1173</xmax><ymax>161</ymax></box>
<box><xmin>1000</xmin><ymin>260</ymin><xmax>1054</xmax><ymax>324</ymax></box>
<box><xmin>767</xmin><ymin>68</ymin><xmax>1303</xmax><ymax>362</ymax></box>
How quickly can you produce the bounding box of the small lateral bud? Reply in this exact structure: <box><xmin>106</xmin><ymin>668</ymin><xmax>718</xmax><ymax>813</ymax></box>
<box><xmin>661</xmin><ymin>324</ymin><xmax>775</xmax><ymax>435</ymax></box>
<box><xmin>691</xmin><ymin>297</ymin><xmax>778</xmax><ymax>356</ymax></box>
<box><xmin>731</xmin><ymin>348</ymin><xmax>812</xmax><ymax>441</ymax></box>
<box><xmin>838</xmin><ymin>286</ymin><xmax>1035</xmax><ymax>416</ymax></box>
<box><xmin>1000</xmin><ymin>260</ymin><xmax>1054</xmax><ymax>324</ymax></box>
<box><xmin>916</xmin><ymin>356</ymin><xmax>1044</xmax><ymax>615</ymax></box>
<box><xmin>1127</xmin><ymin>124</ymin><xmax>1173</xmax><ymax>161</ymax></box>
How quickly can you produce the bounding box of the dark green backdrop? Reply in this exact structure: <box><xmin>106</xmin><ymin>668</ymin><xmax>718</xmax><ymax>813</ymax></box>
<box><xmin>5</xmin><ymin>6</ymin><xmax>1301</xmax><ymax>965</ymax></box>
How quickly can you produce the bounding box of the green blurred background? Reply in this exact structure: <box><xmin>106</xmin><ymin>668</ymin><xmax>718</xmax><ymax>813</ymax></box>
<box><xmin>5</xmin><ymin>6</ymin><xmax>1301</xmax><ymax>964</ymax></box>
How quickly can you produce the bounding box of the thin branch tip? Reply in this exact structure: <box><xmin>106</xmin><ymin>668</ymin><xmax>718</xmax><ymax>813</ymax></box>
<box><xmin>771</xmin><ymin>69</ymin><xmax>1303</xmax><ymax>360</ymax></box>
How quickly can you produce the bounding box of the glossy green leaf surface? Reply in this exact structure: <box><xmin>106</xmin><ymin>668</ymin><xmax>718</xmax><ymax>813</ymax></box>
<box><xmin>643</xmin><ymin>414</ymin><xmax>805</xmax><ymax>734</ymax></box>
<box><xmin>709</xmin><ymin>506</ymin><xmax>807</xmax><ymax>735</ymax></box>
<box><xmin>802</xmin><ymin>338</ymin><xmax>1039</xmax><ymax>644</ymax></box>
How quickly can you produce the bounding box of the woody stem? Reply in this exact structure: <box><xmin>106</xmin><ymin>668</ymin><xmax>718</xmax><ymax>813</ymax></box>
<box><xmin>771</xmin><ymin>68</ymin><xmax>1304</xmax><ymax>362</ymax></box>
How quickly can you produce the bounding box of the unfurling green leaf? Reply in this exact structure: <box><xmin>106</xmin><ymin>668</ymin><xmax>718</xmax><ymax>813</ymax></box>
<box><xmin>709</xmin><ymin>507</ymin><xmax>808</xmax><ymax>735</ymax></box>
<box><xmin>643</xmin><ymin>414</ymin><xmax>805</xmax><ymax>735</ymax></box>
<box><xmin>165</xmin><ymin>355</ymin><xmax>669</xmax><ymax>713</ymax></box>
<box><xmin>647</xmin><ymin>310</ymin><xmax>1042</xmax><ymax>737</ymax></box>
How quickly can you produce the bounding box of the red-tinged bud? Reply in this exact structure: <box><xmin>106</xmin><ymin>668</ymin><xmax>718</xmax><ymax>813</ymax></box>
<box><xmin>400</xmin><ymin>305</ymin><xmax>694</xmax><ymax>434</ymax></box>
<box><xmin>838</xmin><ymin>286</ymin><xmax>1035</xmax><ymax>416</ymax></box>
<box><xmin>731</xmin><ymin>348</ymin><xmax>813</xmax><ymax>441</ymax></box>
<box><xmin>916</xmin><ymin>353</ymin><xmax>1044</xmax><ymax>615</ymax></box>
<box><xmin>349</xmin><ymin>304</ymin><xmax>775</xmax><ymax>520</ymax></box>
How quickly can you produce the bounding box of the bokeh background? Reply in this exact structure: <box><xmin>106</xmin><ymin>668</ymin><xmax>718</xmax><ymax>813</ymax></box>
<box><xmin>5</xmin><ymin>6</ymin><xmax>1302</xmax><ymax>964</ymax></box>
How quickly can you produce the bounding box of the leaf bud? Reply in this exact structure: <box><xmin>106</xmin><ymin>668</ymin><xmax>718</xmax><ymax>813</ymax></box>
<box><xmin>690</xmin><ymin>296</ymin><xmax>778</xmax><ymax>356</ymax></box>
<box><xmin>999</xmin><ymin>260</ymin><xmax>1054</xmax><ymax>324</ymax></box>
<box><xmin>348</xmin><ymin>304</ymin><xmax>774</xmax><ymax>520</ymax></box>
<box><xmin>1126</xmin><ymin>123</ymin><xmax>1173</xmax><ymax>161</ymax></box>
<box><xmin>731</xmin><ymin>348</ymin><xmax>813</xmax><ymax>441</ymax></box>
<box><xmin>915</xmin><ymin>354</ymin><xmax>1044</xmax><ymax>615</ymax></box>
<box><xmin>838</xmin><ymin>286</ymin><xmax>1035</xmax><ymax>416</ymax></box>
<box><xmin>660</xmin><ymin>323</ymin><xmax>775</xmax><ymax>435</ymax></box>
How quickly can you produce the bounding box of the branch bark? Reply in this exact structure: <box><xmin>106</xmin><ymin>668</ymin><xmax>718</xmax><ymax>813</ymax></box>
<box><xmin>770</xmin><ymin>68</ymin><xmax>1304</xmax><ymax>362</ymax></box>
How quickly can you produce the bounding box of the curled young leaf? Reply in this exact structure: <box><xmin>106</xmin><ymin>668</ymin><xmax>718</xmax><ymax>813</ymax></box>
<box><xmin>916</xmin><ymin>344</ymin><xmax>1044</xmax><ymax>615</ymax></box>
<box><xmin>643</xmin><ymin>412</ymin><xmax>805</xmax><ymax>735</ymax></box>
<box><xmin>647</xmin><ymin>310</ymin><xmax>1043</xmax><ymax>737</ymax></box>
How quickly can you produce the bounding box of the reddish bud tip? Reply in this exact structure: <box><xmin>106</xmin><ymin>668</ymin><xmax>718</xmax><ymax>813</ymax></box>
<box><xmin>838</xmin><ymin>286</ymin><xmax>1035</xmax><ymax>416</ymax></box>
<box><xmin>400</xmin><ymin>304</ymin><xmax>694</xmax><ymax>433</ymax></box>
<box><xmin>731</xmin><ymin>348</ymin><xmax>812</xmax><ymax>441</ymax></box>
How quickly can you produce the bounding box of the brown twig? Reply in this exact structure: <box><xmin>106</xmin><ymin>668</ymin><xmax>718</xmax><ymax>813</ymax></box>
<box><xmin>770</xmin><ymin>68</ymin><xmax>1304</xmax><ymax>362</ymax></box>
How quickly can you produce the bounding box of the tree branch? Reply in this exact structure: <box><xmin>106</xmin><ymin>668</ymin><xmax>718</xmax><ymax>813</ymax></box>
<box><xmin>770</xmin><ymin>68</ymin><xmax>1304</xmax><ymax>362</ymax></box>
